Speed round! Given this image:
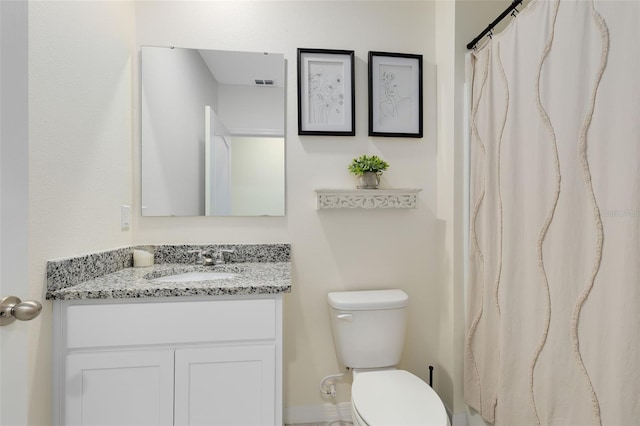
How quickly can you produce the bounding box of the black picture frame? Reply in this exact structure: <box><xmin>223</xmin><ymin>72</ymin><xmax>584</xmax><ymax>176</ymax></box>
<box><xmin>368</xmin><ymin>51</ymin><xmax>423</xmax><ymax>138</ymax></box>
<box><xmin>297</xmin><ymin>48</ymin><xmax>355</xmax><ymax>136</ymax></box>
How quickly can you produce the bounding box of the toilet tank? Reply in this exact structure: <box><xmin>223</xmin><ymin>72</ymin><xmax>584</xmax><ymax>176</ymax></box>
<box><xmin>328</xmin><ymin>289</ymin><xmax>409</xmax><ymax>369</ymax></box>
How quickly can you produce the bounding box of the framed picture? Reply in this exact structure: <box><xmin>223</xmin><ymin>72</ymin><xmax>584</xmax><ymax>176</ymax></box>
<box><xmin>368</xmin><ymin>51</ymin><xmax>423</xmax><ymax>138</ymax></box>
<box><xmin>297</xmin><ymin>48</ymin><xmax>355</xmax><ymax>136</ymax></box>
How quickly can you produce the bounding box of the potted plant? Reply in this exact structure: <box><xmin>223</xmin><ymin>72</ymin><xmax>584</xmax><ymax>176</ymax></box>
<box><xmin>348</xmin><ymin>155</ymin><xmax>389</xmax><ymax>189</ymax></box>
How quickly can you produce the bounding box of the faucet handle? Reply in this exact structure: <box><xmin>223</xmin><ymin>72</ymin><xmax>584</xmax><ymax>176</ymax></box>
<box><xmin>214</xmin><ymin>249</ymin><xmax>235</xmax><ymax>264</ymax></box>
<box><xmin>187</xmin><ymin>249</ymin><xmax>211</xmax><ymax>265</ymax></box>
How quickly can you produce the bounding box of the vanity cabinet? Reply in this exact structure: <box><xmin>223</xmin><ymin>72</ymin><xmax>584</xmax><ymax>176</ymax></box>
<box><xmin>53</xmin><ymin>296</ymin><xmax>283</xmax><ymax>426</ymax></box>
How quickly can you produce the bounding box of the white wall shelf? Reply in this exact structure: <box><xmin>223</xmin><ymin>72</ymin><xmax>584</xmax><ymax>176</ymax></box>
<box><xmin>315</xmin><ymin>189</ymin><xmax>422</xmax><ymax>210</ymax></box>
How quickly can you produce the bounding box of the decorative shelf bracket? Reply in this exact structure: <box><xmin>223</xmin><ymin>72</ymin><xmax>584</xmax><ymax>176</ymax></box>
<box><xmin>315</xmin><ymin>189</ymin><xmax>422</xmax><ymax>210</ymax></box>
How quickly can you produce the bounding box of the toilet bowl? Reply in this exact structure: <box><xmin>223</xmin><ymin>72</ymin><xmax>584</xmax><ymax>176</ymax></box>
<box><xmin>327</xmin><ymin>290</ymin><xmax>448</xmax><ymax>426</ymax></box>
<box><xmin>351</xmin><ymin>369</ymin><xmax>448</xmax><ymax>426</ymax></box>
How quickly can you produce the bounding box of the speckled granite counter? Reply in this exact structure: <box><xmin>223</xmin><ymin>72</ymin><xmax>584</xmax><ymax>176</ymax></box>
<box><xmin>46</xmin><ymin>244</ymin><xmax>291</xmax><ymax>300</ymax></box>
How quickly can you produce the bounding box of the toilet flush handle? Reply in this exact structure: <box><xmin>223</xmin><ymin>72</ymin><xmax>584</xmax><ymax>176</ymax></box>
<box><xmin>336</xmin><ymin>313</ymin><xmax>353</xmax><ymax>322</ymax></box>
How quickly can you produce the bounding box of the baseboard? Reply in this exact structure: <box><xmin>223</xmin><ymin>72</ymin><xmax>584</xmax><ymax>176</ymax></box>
<box><xmin>284</xmin><ymin>402</ymin><xmax>352</xmax><ymax>424</ymax></box>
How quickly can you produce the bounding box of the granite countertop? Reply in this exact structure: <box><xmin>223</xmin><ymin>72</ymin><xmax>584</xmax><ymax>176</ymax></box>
<box><xmin>47</xmin><ymin>262</ymin><xmax>291</xmax><ymax>300</ymax></box>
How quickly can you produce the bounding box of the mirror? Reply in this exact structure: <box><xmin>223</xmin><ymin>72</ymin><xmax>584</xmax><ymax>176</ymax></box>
<box><xmin>141</xmin><ymin>46</ymin><xmax>285</xmax><ymax>216</ymax></box>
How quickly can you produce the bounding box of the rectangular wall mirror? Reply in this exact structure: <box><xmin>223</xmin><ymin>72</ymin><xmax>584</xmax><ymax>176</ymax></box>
<box><xmin>141</xmin><ymin>46</ymin><xmax>285</xmax><ymax>216</ymax></box>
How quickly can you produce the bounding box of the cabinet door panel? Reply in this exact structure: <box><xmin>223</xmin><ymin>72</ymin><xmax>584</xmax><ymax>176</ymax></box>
<box><xmin>175</xmin><ymin>345</ymin><xmax>275</xmax><ymax>426</ymax></box>
<box><xmin>65</xmin><ymin>350</ymin><xmax>174</xmax><ymax>426</ymax></box>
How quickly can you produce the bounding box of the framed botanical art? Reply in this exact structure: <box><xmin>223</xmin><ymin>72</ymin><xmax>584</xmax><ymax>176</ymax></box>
<box><xmin>297</xmin><ymin>48</ymin><xmax>355</xmax><ymax>136</ymax></box>
<box><xmin>368</xmin><ymin>51</ymin><xmax>423</xmax><ymax>138</ymax></box>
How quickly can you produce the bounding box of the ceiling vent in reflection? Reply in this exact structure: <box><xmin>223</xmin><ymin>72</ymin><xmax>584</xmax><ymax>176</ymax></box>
<box><xmin>254</xmin><ymin>79</ymin><xmax>275</xmax><ymax>86</ymax></box>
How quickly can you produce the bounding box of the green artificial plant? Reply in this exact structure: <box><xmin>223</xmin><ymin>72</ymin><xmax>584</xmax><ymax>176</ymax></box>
<box><xmin>347</xmin><ymin>155</ymin><xmax>390</xmax><ymax>176</ymax></box>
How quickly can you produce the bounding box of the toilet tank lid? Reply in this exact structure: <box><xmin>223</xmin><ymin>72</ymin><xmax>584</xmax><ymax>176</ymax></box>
<box><xmin>327</xmin><ymin>289</ymin><xmax>409</xmax><ymax>310</ymax></box>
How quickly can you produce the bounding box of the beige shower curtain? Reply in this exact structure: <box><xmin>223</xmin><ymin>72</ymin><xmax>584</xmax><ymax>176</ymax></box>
<box><xmin>465</xmin><ymin>0</ymin><xmax>640</xmax><ymax>424</ymax></box>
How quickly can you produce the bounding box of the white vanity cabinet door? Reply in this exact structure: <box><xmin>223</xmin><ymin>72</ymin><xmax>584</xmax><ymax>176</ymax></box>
<box><xmin>64</xmin><ymin>349</ymin><xmax>175</xmax><ymax>426</ymax></box>
<box><xmin>174</xmin><ymin>345</ymin><xmax>276</xmax><ymax>426</ymax></box>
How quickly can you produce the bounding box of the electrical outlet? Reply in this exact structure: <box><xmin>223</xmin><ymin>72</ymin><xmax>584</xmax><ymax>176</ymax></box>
<box><xmin>121</xmin><ymin>205</ymin><xmax>131</xmax><ymax>229</ymax></box>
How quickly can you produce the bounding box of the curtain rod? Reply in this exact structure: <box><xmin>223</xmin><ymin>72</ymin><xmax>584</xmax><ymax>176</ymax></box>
<box><xmin>466</xmin><ymin>0</ymin><xmax>523</xmax><ymax>50</ymax></box>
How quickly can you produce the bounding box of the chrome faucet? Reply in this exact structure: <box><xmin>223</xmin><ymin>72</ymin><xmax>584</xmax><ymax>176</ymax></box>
<box><xmin>188</xmin><ymin>249</ymin><xmax>215</xmax><ymax>266</ymax></box>
<box><xmin>202</xmin><ymin>251</ymin><xmax>217</xmax><ymax>266</ymax></box>
<box><xmin>188</xmin><ymin>249</ymin><xmax>234</xmax><ymax>266</ymax></box>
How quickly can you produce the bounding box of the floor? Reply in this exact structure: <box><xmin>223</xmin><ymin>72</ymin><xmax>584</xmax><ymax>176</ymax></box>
<box><xmin>286</xmin><ymin>422</ymin><xmax>352</xmax><ymax>426</ymax></box>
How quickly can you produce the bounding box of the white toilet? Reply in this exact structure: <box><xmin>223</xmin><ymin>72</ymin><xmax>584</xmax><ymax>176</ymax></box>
<box><xmin>328</xmin><ymin>289</ymin><xmax>449</xmax><ymax>426</ymax></box>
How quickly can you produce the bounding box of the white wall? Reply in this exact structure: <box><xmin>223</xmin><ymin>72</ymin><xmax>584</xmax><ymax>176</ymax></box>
<box><xmin>28</xmin><ymin>1</ymin><xmax>135</xmax><ymax>424</ymax></box>
<box><xmin>134</xmin><ymin>0</ymin><xmax>442</xmax><ymax>413</ymax></box>
<box><xmin>434</xmin><ymin>0</ymin><xmax>462</xmax><ymax>416</ymax></box>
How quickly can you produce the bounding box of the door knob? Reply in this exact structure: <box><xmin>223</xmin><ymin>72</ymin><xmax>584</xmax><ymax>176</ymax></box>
<box><xmin>0</xmin><ymin>296</ymin><xmax>42</xmax><ymax>326</ymax></box>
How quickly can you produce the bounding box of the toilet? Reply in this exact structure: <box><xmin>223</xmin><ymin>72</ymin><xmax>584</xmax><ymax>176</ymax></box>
<box><xmin>328</xmin><ymin>289</ymin><xmax>449</xmax><ymax>426</ymax></box>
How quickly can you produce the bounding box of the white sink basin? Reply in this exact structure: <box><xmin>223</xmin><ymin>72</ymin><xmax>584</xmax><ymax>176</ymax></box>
<box><xmin>152</xmin><ymin>271</ymin><xmax>239</xmax><ymax>283</ymax></box>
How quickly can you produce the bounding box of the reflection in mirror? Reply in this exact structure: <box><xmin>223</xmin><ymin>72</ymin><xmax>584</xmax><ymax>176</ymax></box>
<box><xmin>141</xmin><ymin>46</ymin><xmax>285</xmax><ymax>216</ymax></box>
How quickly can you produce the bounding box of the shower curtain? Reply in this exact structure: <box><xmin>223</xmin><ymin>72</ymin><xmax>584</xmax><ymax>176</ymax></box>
<box><xmin>465</xmin><ymin>0</ymin><xmax>640</xmax><ymax>424</ymax></box>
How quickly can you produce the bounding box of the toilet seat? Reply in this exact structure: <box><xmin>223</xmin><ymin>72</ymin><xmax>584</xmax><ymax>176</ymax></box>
<box><xmin>351</xmin><ymin>370</ymin><xmax>448</xmax><ymax>426</ymax></box>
